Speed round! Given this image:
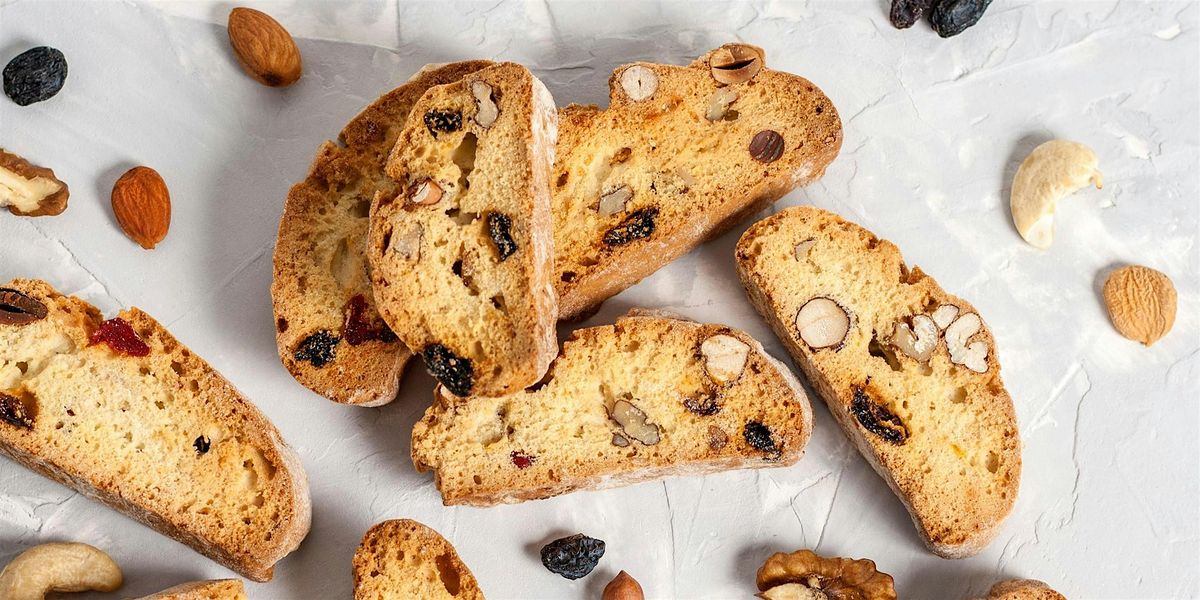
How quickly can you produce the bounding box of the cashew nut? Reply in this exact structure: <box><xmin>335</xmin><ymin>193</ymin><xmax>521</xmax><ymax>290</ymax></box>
<box><xmin>1010</xmin><ymin>139</ymin><xmax>1102</xmax><ymax>249</ymax></box>
<box><xmin>0</xmin><ymin>543</ymin><xmax>123</xmax><ymax>600</ymax></box>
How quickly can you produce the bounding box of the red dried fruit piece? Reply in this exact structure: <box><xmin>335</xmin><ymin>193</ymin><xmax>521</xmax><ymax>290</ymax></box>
<box><xmin>90</xmin><ymin>317</ymin><xmax>150</xmax><ymax>357</ymax></box>
<box><xmin>342</xmin><ymin>295</ymin><xmax>398</xmax><ymax>346</ymax></box>
<box><xmin>510</xmin><ymin>450</ymin><xmax>535</xmax><ymax>469</ymax></box>
<box><xmin>0</xmin><ymin>391</ymin><xmax>34</xmax><ymax>429</ymax></box>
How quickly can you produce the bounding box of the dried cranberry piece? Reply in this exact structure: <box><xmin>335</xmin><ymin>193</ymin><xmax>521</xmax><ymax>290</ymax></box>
<box><xmin>90</xmin><ymin>317</ymin><xmax>150</xmax><ymax>357</ymax></box>
<box><xmin>342</xmin><ymin>295</ymin><xmax>398</xmax><ymax>346</ymax></box>
<box><xmin>0</xmin><ymin>392</ymin><xmax>33</xmax><ymax>429</ymax></box>
<box><xmin>510</xmin><ymin>450</ymin><xmax>535</xmax><ymax>469</ymax></box>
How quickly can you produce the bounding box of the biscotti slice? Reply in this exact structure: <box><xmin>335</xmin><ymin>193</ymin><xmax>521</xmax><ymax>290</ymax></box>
<box><xmin>368</xmin><ymin>62</ymin><xmax>558</xmax><ymax>398</ymax></box>
<box><xmin>734</xmin><ymin>207</ymin><xmax>1020</xmax><ymax>558</ymax></box>
<box><xmin>974</xmin><ymin>579</ymin><xmax>1065</xmax><ymax>600</ymax></box>
<box><xmin>272</xmin><ymin>61</ymin><xmax>492</xmax><ymax>406</ymax></box>
<box><xmin>353</xmin><ymin>519</ymin><xmax>483</xmax><ymax>600</ymax></box>
<box><xmin>135</xmin><ymin>579</ymin><xmax>247</xmax><ymax>600</ymax></box>
<box><xmin>0</xmin><ymin>279</ymin><xmax>310</xmax><ymax>581</ymax></box>
<box><xmin>411</xmin><ymin>313</ymin><xmax>813</xmax><ymax>506</ymax></box>
<box><xmin>551</xmin><ymin>43</ymin><xmax>842</xmax><ymax>319</ymax></box>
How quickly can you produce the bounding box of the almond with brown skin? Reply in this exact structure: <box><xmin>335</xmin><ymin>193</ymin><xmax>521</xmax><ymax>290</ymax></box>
<box><xmin>602</xmin><ymin>570</ymin><xmax>645</xmax><ymax>600</ymax></box>
<box><xmin>227</xmin><ymin>7</ymin><xmax>302</xmax><ymax>87</ymax></box>
<box><xmin>111</xmin><ymin>166</ymin><xmax>170</xmax><ymax>249</ymax></box>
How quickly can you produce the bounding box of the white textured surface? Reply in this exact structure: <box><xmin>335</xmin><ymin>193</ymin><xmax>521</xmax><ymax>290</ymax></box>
<box><xmin>1</xmin><ymin>1</ymin><xmax>1197</xmax><ymax>598</ymax></box>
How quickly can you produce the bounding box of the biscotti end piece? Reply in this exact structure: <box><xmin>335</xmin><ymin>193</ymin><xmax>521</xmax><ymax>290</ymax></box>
<box><xmin>411</xmin><ymin>314</ymin><xmax>813</xmax><ymax>506</ymax></box>
<box><xmin>353</xmin><ymin>519</ymin><xmax>483</xmax><ymax>600</ymax></box>
<box><xmin>735</xmin><ymin>207</ymin><xmax>1020</xmax><ymax>558</ymax></box>
<box><xmin>369</xmin><ymin>62</ymin><xmax>559</xmax><ymax>398</ymax></box>
<box><xmin>978</xmin><ymin>579</ymin><xmax>1066</xmax><ymax>600</ymax></box>
<box><xmin>272</xmin><ymin>61</ymin><xmax>492</xmax><ymax>406</ymax></box>
<box><xmin>135</xmin><ymin>579</ymin><xmax>247</xmax><ymax>600</ymax></box>
<box><xmin>0</xmin><ymin>279</ymin><xmax>310</xmax><ymax>581</ymax></box>
<box><xmin>551</xmin><ymin>43</ymin><xmax>843</xmax><ymax>319</ymax></box>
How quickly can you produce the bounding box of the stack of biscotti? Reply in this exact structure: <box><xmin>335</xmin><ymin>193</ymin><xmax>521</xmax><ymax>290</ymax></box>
<box><xmin>272</xmin><ymin>61</ymin><xmax>492</xmax><ymax>406</ymax></box>
<box><xmin>353</xmin><ymin>519</ymin><xmax>484</xmax><ymax>599</ymax></box>
<box><xmin>368</xmin><ymin>62</ymin><xmax>559</xmax><ymax>397</ymax></box>
<box><xmin>735</xmin><ymin>207</ymin><xmax>1020</xmax><ymax>558</ymax></box>
<box><xmin>0</xmin><ymin>279</ymin><xmax>310</xmax><ymax>581</ymax></box>
<box><xmin>136</xmin><ymin>579</ymin><xmax>247</xmax><ymax>600</ymax></box>
<box><xmin>411</xmin><ymin>312</ymin><xmax>813</xmax><ymax>505</ymax></box>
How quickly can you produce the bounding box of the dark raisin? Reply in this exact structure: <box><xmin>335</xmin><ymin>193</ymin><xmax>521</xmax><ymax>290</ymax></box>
<box><xmin>851</xmin><ymin>387</ymin><xmax>909</xmax><ymax>445</ymax></box>
<box><xmin>540</xmin><ymin>534</ymin><xmax>605</xmax><ymax>580</ymax></box>
<box><xmin>683</xmin><ymin>394</ymin><xmax>720</xmax><ymax>416</ymax></box>
<box><xmin>294</xmin><ymin>330</ymin><xmax>339</xmax><ymax>367</ymax></box>
<box><xmin>510</xmin><ymin>450</ymin><xmax>535</xmax><ymax>469</ymax></box>
<box><xmin>423</xmin><ymin>109</ymin><xmax>462</xmax><ymax>137</ymax></box>
<box><xmin>890</xmin><ymin>0</ymin><xmax>934</xmax><ymax>29</ymax></box>
<box><xmin>3</xmin><ymin>47</ymin><xmax>67</xmax><ymax>106</ymax></box>
<box><xmin>487</xmin><ymin>212</ymin><xmax>517</xmax><ymax>261</ymax></box>
<box><xmin>0</xmin><ymin>288</ymin><xmax>48</xmax><ymax>325</ymax></box>
<box><xmin>194</xmin><ymin>435</ymin><xmax>211</xmax><ymax>455</ymax></box>
<box><xmin>90</xmin><ymin>318</ymin><xmax>150</xmax><ymax>357</ymax></box>
<box><xmin>743</xmin><ymin>421</ymin><xmax>781</xmax><ymax>457</ymax></box>
<box><xmin>0</xmin><ymin>392</ymin><xmax>33</xmax><ymax>429</ymax></box>
<box><xmin>749</xmin><ymin>130</ymin><xmax>785</xmax><ymax>163</ymax></box>
<box><xmin>342</xmin><ymin>295</ymin><xmax>398</xmax><ymax>346</ymax></box>
<box><xmin>930</xmin><ymin>0</ymin><xmax>993</xmax><ymax>38</ymax></box>
<box><xmin>422</xmin><ymin>343</ymin><xmax>474</xmax><ymax>397</ymax></box>
<box><xmin>602</xmin><ymin>208</ymin><xmax>659</xmax><ymax>246</ymax></box>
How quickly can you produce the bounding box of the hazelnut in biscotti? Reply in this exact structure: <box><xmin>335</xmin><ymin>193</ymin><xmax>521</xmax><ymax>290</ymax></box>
<box><xmin>551</xmin><ymin>43</ymin><xmax>843</xmax><ymax>319</ymax></box>
<box><xmin>353</xmin><ymin>519</ymin><xmax>483</xmax><ymax>600</ymax></box>
<box><xmin>410</xmin><ymin>313</ymin><xmax>813</xmax><ymax>506</ymax></box>
<box><xmin>0</xmin><ymin>279</ymin><xmax>310</xmax><ymax>582</ymax></box>
<box><xmin>735</xmin><ymin>207</ymin><xmax>1020</xmax><ymax>558</ymax></box>
<box><xmin>368</xmin><ymin>62</ymin><xmax>558</xmax><ymax>398</ymax></box>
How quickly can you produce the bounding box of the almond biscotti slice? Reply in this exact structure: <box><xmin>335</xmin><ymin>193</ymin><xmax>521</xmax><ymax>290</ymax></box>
<box><xmin>974</xmin><ymin>579</ymin><xmax>1065</xmax><ymax>600</ymax></box>
<box><xmin>353</xmin><ymin>519</ymin><xmax>483</xmax><ymax>600</ymax></box>
<box><xmin>368</xmin><ymin>62</ymin><xmax>558</xmax><ymax>398</ymax></box>
<box><xmin>0</xmin><ymin>279</ymin><xmax>310</xmax><ymax>581</ymax></box>
<box><xmin>272</xmin><ymin>61</ymin><xmax>492</xmax><ymax>406</ymax></box>
<box><xmin>411</xmin><ymin>313</ymin><xmax>813</xmax><ymax>506</ymax></box>
<box><xmin>135</xmin><ymin>579</ymin><xmax>247</xmax><ymax>600</ymax></box>
<box><xmin>734</xmin><ymin>207</ymin><xmax>1020</xmax><ymax>558</ymax></box>
<box><xmin>552</xmin><ymin>43</ymin><xmax>843</xmax><ymax>319</ymax></box>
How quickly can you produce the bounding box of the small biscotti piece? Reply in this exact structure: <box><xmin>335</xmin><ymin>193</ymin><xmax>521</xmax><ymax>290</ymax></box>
<box><xmin>0</xmin><ymin>279</ymin><xmax>310</xmax><ymax>581</ymax></box>
<box><xmin>974</xmin><ymin>579</ymin><xmax>1065</xmax><ymax>600</ymax></box>
<box><xmin>273</xmin><ymin>61</ymin><xmax>491</xmax><ymax>406</ymax></box>
<box><xmin>411</xmin><ymin>313</ymin><xmax>813</xmax><ymax>506</ymax></box>
<box><xmin>135</xmin><ymin>579</ymin><xmax>247</xmax><ymax>600</ymax></box>
<box><xmin>552</xmin><ymin>43</ymin><xmax>842</xmax><ymax>319</ymax></box>
<box><xmin>353</xmin><ymin>519</ymin><xmax>483</xmax><ymax>600</ymax></box>
<box><xmin>735</xmin><ymin>207</ymin><xmax>1020</xmax><ymax>558</ymax></box>
<box><xmin>369</xmin><ymin>62</ymin><xmax>558</xmax><ymax>398</ymax></box>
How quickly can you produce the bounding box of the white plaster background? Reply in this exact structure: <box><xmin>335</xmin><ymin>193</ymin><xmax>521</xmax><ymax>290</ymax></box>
<box><xmin>1</xmin><ymin>0</ymin><xmax>1197</xmax><ymax>598</ymax></box>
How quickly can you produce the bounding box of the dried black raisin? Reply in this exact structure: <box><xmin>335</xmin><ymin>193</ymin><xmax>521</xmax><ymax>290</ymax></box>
<box><xmin>3</xmin><ymin>47</ymin><xmax>67</xmax><ymax>106</ymax></box>
<box><xmin>851</xmin><ymin>387</ymin><xmax>909</xmax><ymax>445</ymax></box>
<box><xmin>602</xmin><ymin>208</ymin><xmax>659</xmax><ymax>246</ymax></box>
<box><xmin>930</xmin><ymin>0</ymin><xmax>993</xmax><ymax>38</ymax></box>
<box><xmin>423</xmin><ymin>343</ymin><xmax>473</xmax><ymax>397</ymax></box>
<box><xmin>540</xmin><ymin>534</ymin><xmax>605</xmax><ymax>580</ymax></box>
<box><xmin>194</xmin><ymin>435</ymin><xmax>211</xmax><ymax>455</ymax></box>
<box><xmin>487</xmin><ymin>212</ymin><xmax>517</xmax><ymax>260</ymax></box>
<box><xmin>294</xmin><ymin>330</ymin><xmax>339</xmax><ymax>368</ymax></box>
<box><xmin>424</xmin><ymin>109</ymin><xmax>462</xmax><ymax>137</ymax></box>
<box><xmin>743</xmin><ymin>421</ymin><xmax>780</xmax><ymax>457</ymax></box>
<box><xmin>0</xmin><ymin>392</ymin><xmax>33</xmax><ymax>429</ymax></box>
<box><xmin>890</xmin><ymin>0</ymin><xmax>934</xmax><ymax>29</ymax></box>
<box><xmin>683</xmin><ymin>394</ymin><xmax>720</xmax><ymax>416</ymax></box>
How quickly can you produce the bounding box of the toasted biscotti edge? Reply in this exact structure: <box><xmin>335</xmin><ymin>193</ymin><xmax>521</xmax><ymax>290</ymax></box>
<box><xmin>271</xmin><ymin>61</ymin><xmax>492</xmax><ymax>406</ymax></box>
<box><xmin>134</xmin><ymin>579</ymin><xmax>246</xmax><ymax>600</ymax></box>
<box><xmin>352</xmin><ymin>519</ymin><xmax>483</xmax><ymax>600</ymax></box>
<box><xmin>733</xmin><ymin>208</ymin><xmax>1020</xmax><ymax>559</ymax></box>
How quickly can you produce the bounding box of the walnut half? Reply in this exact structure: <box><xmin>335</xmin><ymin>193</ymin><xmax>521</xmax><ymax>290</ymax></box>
<box><xmin>756</xmin><ymin>549</ymin><xmax>896</xmax><ymax>600</ymax></box>
<box><xmin>0</xmin><ymin>149</ymin><xmax>69</xmax><ymax>217</ymax></box>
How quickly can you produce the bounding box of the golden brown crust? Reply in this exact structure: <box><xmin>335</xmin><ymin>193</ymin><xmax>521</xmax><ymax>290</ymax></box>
<box><xmin>0</xmin><ymin>148</ymin><xmax>69</xmax><ymax>217</ymax></box>
<box><xmin>352</xmin><ymin>519</ymin><xmax>483</xmax><ymax>600</ymax></box>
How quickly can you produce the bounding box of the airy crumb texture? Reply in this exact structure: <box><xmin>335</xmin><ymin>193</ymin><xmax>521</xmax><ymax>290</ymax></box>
<box><xmin>735</xmin><ymin>207</ymin><xmax>1020</xmax><ymax>559</ymax></box>
<box><xmin>353</xmin><ymin>519</ymin><xmax>483</xmax><ymax>600</ymax></box>
<box><xmin>272</xmin><ymin>61</ymin><xmax>492</xmax><ymax>406</ymax></box>
<box><xmin>552</xmin><ymin>44</ymin><xmax>843</xmax><ymax>319</ymax></box>
<box><xmin>0</xmin><ymin>279</ymin><xmax>310</xmax><ymax>582</ymax></box>
<box><xmin>411</xmin><ymin>314</ymin><xmax>813</xmax><ymax>506</ymax></box>
<box><xmin>369</xmin><ymin>62</ymin><xmax>559</xmax><ymax>398</ymax></box>
<box><xmin>134</xmin><ymin>579</ymin><xmax>247</xmax><ymax>600</ymax></box>
<box><xmin>977</xmin><ymin>579</ymin><xmax>1066</xmax><ymax>600</ymax></box>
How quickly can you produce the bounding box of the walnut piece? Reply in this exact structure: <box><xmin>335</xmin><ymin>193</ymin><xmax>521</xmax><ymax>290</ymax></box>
<box><xmin>706</xmin><ymin>88</ymin><xmax>739</xmax><ymax>121</ymax></box>
<box><xmin>890</xmin><ymin>314</ymin><xmax>938</xmax><ymax>362</ymax></box>
<box><xmin>471</xmin><ymin>80</ymin><xmax>498</xmax><ymax>128</ymax></box>
<box><xmin>756</xmin><ymin>549</ymin><xmax>896</xmax><ymax>600</ymax></box>
<box><xmin>1103</xmin><ymin>265</ymin><xmax>1176</xmax><ymax>346</ymax></box>
<box><xmin>598</xmin><ymin>185</ymin><xmax>633</xmax><ymax>217</ymax></box>
<box><xmin>795</xmin><ymin>297</ymin><xmax>850</xmax><ymax>350</ymax></box>
<box><xmin>931</xmin><ymin>304</ymin><xmax>959</xmax><ymax>330</ymax></box>
<box><xmin>700</xmin><ymin>334</ymin><xmax>751</xmax><ymax>385</ymax></box>
<box><xmin>944</xmin><ymin>312</ymin><xmax>988</xmax><ymax>373</ymax></box>
<box><xmin>610</xmin><ymin>399</ymin><xmax>660</xmax><ymax>445</ymax></box>
<box><xmin>0</xmin><ymin>149</ymin><xmax>69</xmax><ymax>217</ymax></box>
<box><xmin>619</xmin><ymin>65</ymin><xmax>658</xmax><ymax>101</ymax></box>
<box><xmin>389</xmin><ymin>221</ymin><xmax>423</xmax><ymax>261</ymax></box>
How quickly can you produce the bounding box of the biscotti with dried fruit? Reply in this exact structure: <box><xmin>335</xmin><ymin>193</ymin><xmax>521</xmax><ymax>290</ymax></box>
<box><xmin>272</xmin><ymin>61</ymin><xmax>491</xmax><ymax>406</ymax></box>
<box><xmin>353</xmin><ymin>519</ymin><xmax>483</xmax><ymax>600</ymax></box>
<box><xmin>368</xmin><ymin>62</ymin><xmax>558</xmax><ymax>398</ymax></box>
<box><xmin>136</xmin><ymin>579</ymin><xmax>247</xmax><ymax>600</ymax></box>
<box><xmin>734</xmin><ymin>207</ymin><xmax>1020</xmax><ymax>558</ymax></box>
<box><xmin>974</xmin><ymin>579</ymin><xmax>1065</xmax><ymax>600</ymax></box>
<box><xmin>0</xmin><ymin>279</ymin><xmax>310</xmax><ymax>581</ymax></box>
<box><xmin>552</xmin><ymin>43</ymin><xmax>842</xmax><ymax>319</ymax></box>
<box><xmin>411</xmin><ymin>312</ymin><xmax>813</xmax><ymax>506</ymax></box>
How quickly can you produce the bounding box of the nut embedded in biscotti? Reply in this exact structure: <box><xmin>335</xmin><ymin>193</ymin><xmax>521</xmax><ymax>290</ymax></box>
<box><xmin>409</xmin><ymin>179</ymin><xmax>443</xmax><ymax>206</ymax></box>
<box><xmin>603</xmin><ymin>570</ymin><xmax>645</xmax><ymax>600</ymax></box>
<box><xmin>709</xmin><ymin>43</ymin><xmax>765</xmax><ymax>85</ymax></box>
<box><xmin>750</xmin><ymin>130</ymin><xmax>785</xmax><ymax>163</ymax></box>
<box><xmin>610</xmin><ymin>399</ymin><xmax>660</xmax><ymax>445</ymax></box>
<box><xmin>389</xmin><ymin>221</ymin><xmax>423</xmax><ymax>261</ymax></box>
<box><xmin>1103</xmin><ymin>265</ymin><xmax>1176</xmax><ymax>346</ymax></box>
<box><xmin>890</xmin><ymin>314</ymin><xmax>938</xmax><ymax>362</ymax></box>
<box><xmin>471</xmin><ymin>80</ymin><xmax>498</xmax><ymax>128</ymax></box>
<box><xmin>0</xmin><ymin>288</ymin><xmax>48</xmax><ymax>325</ymax></box>
<box><xmin>598</xmin><ymin>185</ymin><xmax>633</xmax><ymax>217</ymax></box>
<box><xmin>851</xmin><ymin>387</ymin><xmax>908</xmax><ymax>445</ymax></box>
<box><xmin>793</xmin><ymin>238</ymin><xmax>816</xmax><ymax>260</ymax></box>
<box><xmin>227</xmin><ymin>7</ymin><xmax>303</xmax><ymax>87</ymax></box>
<box><xmin>700</xmin><ymin>334</ymin><xmax>751</xmax><ymax>385</ymax></box>
<box><xmin>944</xmin><ymin>312</ymin><xmax>988</xmax><ymax>373</ymax></box>
<box><xmin>795</xmin><ymin>297</ymin><xmax>850</xmax><ymax>350</ymax></box>
<box><xmin>619</xmin><ymin>65</ymin><xmax>658</xmax><ymax>101</ymax></box>
<box><xmin>0</xmin><ymin>542</ymin><xmax>124</xmax><ymax>600</ymax></box>
<box><xmin>706</xmin><ymin>88</ymin><xmax>739</xmax><ymax>121</ymax></box>
<box><xmin>111</xmin><ymin>166</ymin><xmax>171</xmax><ymax>250</ymax></box>
<box><xmin>756</xmin><ymin>549</ymin><xmax>896</xmax><ymax>600</ymax></box>
<box><xmin>931</xmin><ymin>303</ymin><xmax>959</xmax><ymax>330</ymax></box>
<box><xmin>0</xmin><ymin>149</ymin><xmax>69</xmax><ymax>216</ymax></box>
<box><xmin>0</xmin><ymin>391</ymin><xmax>34</xmax><ymax>429</ymax></box>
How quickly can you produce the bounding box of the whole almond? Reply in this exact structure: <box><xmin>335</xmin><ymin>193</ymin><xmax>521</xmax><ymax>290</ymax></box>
<box><xmin>111</xmin><ymin>166</ymin><xmax>170</xmax><ymax>250</ymax></box>
<box><xmin>227</xmin><ymin>7</ymin><xmax>302</xmax><ymax>87</ymax></box>
<box><xmin>1103</xmin><ymin>265</ymin><xmax>1176</xmax><ymax>346</ymax></box>
<box><xmin>602</xmin><ymin>571</ymin><xmax>645</xmax><ymax>600</ymax></box>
